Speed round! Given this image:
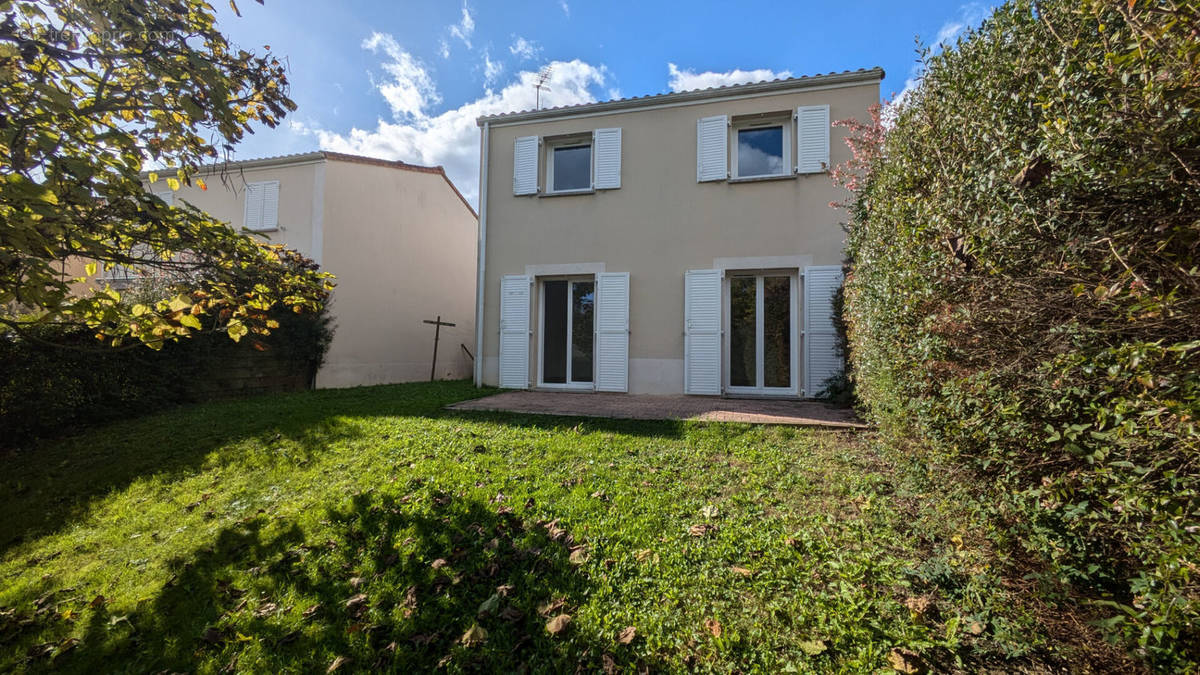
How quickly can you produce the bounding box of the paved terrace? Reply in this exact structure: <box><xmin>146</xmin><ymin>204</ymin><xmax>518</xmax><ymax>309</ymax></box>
<box><xmin>446</xmin><ymin>391</ymin><xmax>867</xmax><ymax>429</ymax></box>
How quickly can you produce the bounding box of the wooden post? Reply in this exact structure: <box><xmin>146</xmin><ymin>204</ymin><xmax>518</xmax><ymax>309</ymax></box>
<box><xmin>423</xmin><ymin>316</ymin><xmax>456</xmax><ymax>381</ymax></box>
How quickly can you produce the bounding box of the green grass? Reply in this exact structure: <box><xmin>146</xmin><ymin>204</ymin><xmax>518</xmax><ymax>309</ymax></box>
<box><xmin>0</xmin><ymin>381</ymin><xmax>1110</xmax><ymax>672</ymax></box>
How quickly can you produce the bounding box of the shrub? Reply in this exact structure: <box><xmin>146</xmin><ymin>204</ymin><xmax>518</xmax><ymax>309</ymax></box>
<box><xmin>839</xmin><ymin>0</ymin><xmax>1199</xmax><ymax>668</ymax></box>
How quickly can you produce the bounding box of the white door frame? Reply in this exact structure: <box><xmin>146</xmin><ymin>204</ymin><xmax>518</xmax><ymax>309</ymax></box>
<box><xmin>722</xmin><ymin>269</ymin><xmax>799</xmax><ymax>397</ymax></box>
<box><xmin>536</xmin><ymin>275</ymin><xmax>597</xmax><ymax>390</ymax></box>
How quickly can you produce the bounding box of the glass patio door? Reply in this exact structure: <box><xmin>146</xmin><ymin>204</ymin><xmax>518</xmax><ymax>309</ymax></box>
<box><xmin>726</xmin><ymin>272</ymin><xmax>797</xmax><ymax>395</ymax></box>
<box><xmin>540</xmin><ymin>279</ymin><xmax>595</xmax><ymax>387</ymax></box>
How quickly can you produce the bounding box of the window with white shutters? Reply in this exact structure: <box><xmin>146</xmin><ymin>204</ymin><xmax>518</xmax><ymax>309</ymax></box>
<box><xmin>594</xmin><ymin>272</ymin><xmax>629</xmax><ymax>391</ymax></box>
<box><xmin>499</xmin><ymin>275</ymin><xmax>532</xmax><ymax>388</ymax></box>
<box><xmin>592</xmin><ymin>128</ymin><xmax>622</xmax><ymax>190</ymax></box>
<box><xmin>244</xmin><ymin>181</ymin><xmax>279</xmax><ymax>231</ymax></box>
<box><xmin>795</xmin><ymin>105</ymin><xmax>831</xmax><ymax>174</ymax></box>
<box><xmin>696</xmin><ymin>115</ymin><xmax>728</xmax><ymax>182</ymax></box>
<box><xmin>684</xmin><ymin>269</ymin><xmax>722</xmax><ymax>395</ymax></box>
<box><xmin>513</xmin><ymin>136</ymin><xmax>540</xmax><ymax>195</ymax></box>
<box><xmin>803</xmin><ymin>265</ymin><xmax>844</xmax><ymax>396</ymax></box>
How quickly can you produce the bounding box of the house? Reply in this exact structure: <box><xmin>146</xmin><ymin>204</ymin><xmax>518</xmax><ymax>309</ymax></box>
<box><xmin>138</xmin><ymin>151</ymin><xmax>478</xmax><ymax>388</ymax></box>
<box><xmin>473</xmin><ymin>68</ymin><xmax>882</xmax><ymax>396</ymax></box>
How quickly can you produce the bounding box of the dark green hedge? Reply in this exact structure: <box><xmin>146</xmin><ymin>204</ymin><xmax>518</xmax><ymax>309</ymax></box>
<box><xmin>0</xmin><ymin>307</ymin><xmax>332</xmax><ymax>448</ymax></box>
<box><xmin>841</xmin><ymin>0</ymin><xmax>1198</xmax><ymax>668</ymax></box>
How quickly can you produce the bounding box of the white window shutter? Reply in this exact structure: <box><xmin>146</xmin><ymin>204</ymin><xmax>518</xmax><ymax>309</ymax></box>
<box><xmin>153</xmin><ymin>190</ymin><xmax>175</xmax><ymax>207</ymax></box>
<box><xmin>684</xmin><ymin>269</ymin><xmax>722</xmax><ymax>395</ymax></box>
<box><xmin>796</xmin><ymin>105</ymin><xmax>830</xmax><ymax>174</ymax></box>
<box><xmin>803</xmin><ymin>265</ymin><xmax>843</xmax><ymax>396</ymax></box>
<box><xmin>513</xmin><ymin>136</ymin><xmax>539</xmax><ymax>195</ymax></box>
<box><xmin>594</xmin><ymin>272</ymin><xmax>629</xmax><ymax>392</ymax></box>
<box><xmin>592</xmin><ymin>128</ymin><xmax>622</xmax><ymax>190</ymax></box>
<box><xmin>243</xmin><ymin>183</ymin><xmax>264</xmax><ymax>230</ymax></box>
<box><xmin>261</xmin><ymin>181</ymin><xmax>279</xmax><ymax>229</ymax></box>
<box><xmin>696</xmin><ymin>115</ymin><xmax>728</xmax><ymax>182</ymax></box>
<box><xmin>498</xmin><ymin>275</ymin><xmax>531</xmax><ymax>388</ymax></box>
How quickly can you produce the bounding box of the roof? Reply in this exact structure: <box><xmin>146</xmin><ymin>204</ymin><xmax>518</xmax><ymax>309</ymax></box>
<box><xmin>146</xmin><ymin>150</ymin><xmax>477</xmax><ymax>218</ymax></box>
<box><xmin>476</xmin><ymin>67</ymin><xmax>884</xmax><ymax>126</ymax></box>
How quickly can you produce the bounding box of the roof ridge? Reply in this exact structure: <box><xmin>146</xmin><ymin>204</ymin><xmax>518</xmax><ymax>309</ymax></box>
<box><xmin>477</xmin><ymin>66</ymin><xmax>883</xmax><ymax>125</ymax></box>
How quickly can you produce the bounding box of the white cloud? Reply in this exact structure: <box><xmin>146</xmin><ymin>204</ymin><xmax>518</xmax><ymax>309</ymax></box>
<box><xmin>306</xmin><ymin>44</ymin><xmax>609</xmax><ymax>205</ymax></box>
<box><xmin>509</xmin><ymin>36</ymin><xmax>541</xmax><ymax>61</ymax></box>
<box><xmin>482</xmin><ymin>49</ymin><xmax>503</xmax><ymax>86</ymax></box>
<box><xmin>559</xmin><ymin>0</ymin><xmax>569</xmax><ymax>16</ymax></box>
<box><xmin>448</xmin><ymin>3</ymin><xmax>475</xmax><ymax>49</ymax></box>
<box><xmin>362</xmin><ymin>33</ymin><xmax>440</xmax><ymax>119</ymax></box>
<box><xmin>666</xmin><ymin>63</ymin><xmax>792</xmax><ymax>92</ymax></box>
<box><xmin>438</xmin><ymin>39</ymin><xmax>450</xmax><ymax>59</ymax></box>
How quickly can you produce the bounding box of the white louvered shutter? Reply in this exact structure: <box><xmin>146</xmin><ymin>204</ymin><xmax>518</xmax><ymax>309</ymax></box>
<box><xmin>260</xmin><ymin>181</ymin><xmax>279</xmax><ymax>229</ymax></box>
<box><xmin>153</xmin><ymin>190</ymin><xmax>175</xmax><ymax>207</ymax></box>
<box><xmin>684</xmin><ymin>269</ymin><xmax>722</xmax><ymax>395</ymax></box>
<box><xmin>243</xmin><ymin>183</ymin><xmax>264</xmax><ymax>230</ymax></box>
<box><xmin>696</xmin><ymin>115</ymin><xmax>728</xmax><ymax>182</ymax></box>
<box><xmin>796</xmin><ymin>105</ymin><xmax>830</xmax><ymax>174</ymax></box>
<box><xmin>803</xmin><ymin>266</ymin><xmax>843</xmax><ymax>396</ymax></box>
<box><xmin>592</xmin><ymin>128</ymin><xmax>622</xmax><ymax>190</ymax></box>
<box><xmin>594</xmin><ymin>272</ymin><xmax>629</xmax><ymax>392</ymax></box>
<box><xmin>513</xmin><ymin>136</ymin><xmax>539</xmax><ymax>195</ymax></box>
<box><xmin>498</xmin><ymin>275</ymin><xmax>531</xmax><ymax>388</ymax></box>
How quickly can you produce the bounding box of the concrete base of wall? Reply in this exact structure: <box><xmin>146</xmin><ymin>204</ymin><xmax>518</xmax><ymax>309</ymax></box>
<box><xmin>480</xmin><ymin>355</ymin><xmax>687</xmax><ymax>395</ymax></box>
<box><xmin>316</xmin><ymin>353</ymin><xmax>472</xmax><ymax>389</ymax></box>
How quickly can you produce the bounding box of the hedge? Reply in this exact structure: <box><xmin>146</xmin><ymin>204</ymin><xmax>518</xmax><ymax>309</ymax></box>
<box><xmin>0</xmin><ymin>307</ymin><xmax>332</xmax><ymax>448</ymax></box>
<box><xmin>840</xmin><ymin>0</ymin><xmax>1198</xmax><ymax>668</ymax></box>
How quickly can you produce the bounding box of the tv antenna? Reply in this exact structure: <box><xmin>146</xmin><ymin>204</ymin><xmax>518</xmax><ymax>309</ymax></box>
<box><xmin>534</xmin><ymin>66</ymin><xmax>553</xmax><ymax>109</ymax></box>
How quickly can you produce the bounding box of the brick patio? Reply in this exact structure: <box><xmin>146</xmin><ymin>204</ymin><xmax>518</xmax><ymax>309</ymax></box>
<box><xmin>446</xmin><ymin>391</ymin><xmax>866</xmax><ymax>429</ymax></box>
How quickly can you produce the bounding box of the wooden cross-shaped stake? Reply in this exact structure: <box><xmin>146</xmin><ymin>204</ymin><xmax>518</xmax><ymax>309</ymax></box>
<box><xmin>423</xmin><ymin>315</ymin><xmax>456</xmax><ymax>381</ymax></box>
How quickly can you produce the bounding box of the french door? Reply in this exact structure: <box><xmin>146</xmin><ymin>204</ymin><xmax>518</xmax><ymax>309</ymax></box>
<box><xmin>725</xmin><ymin>271</ymin><xmax>798</xmax><ymax>396</ymax></box>
<box><xmin>539</xmin><ymin>278</ymin><xmax>595</xmax><ymax>388</ymax></box>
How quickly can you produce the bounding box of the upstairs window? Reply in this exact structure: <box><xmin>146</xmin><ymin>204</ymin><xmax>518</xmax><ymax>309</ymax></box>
<box><xmin>243</xmin><ymin>180</ymin><xmax>280</xmax><ymax>231</ymax></box>
<box><xmin>733</xmin><ymin>121</ymin><xmax>789</xmax><ymax>179</ymax></box>
<box><xmin>549</xmin><ymin>141</ymin><xmax>592</xmax><ymax>193</ymax></box>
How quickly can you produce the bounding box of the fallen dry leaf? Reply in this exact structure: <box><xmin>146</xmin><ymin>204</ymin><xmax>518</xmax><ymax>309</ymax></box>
<box><xmin>537</xmin><ymin>597</ymin><xmax>566</xmax><ymax>617</ymax></box>
<box><xmin>617</xmin><ymin>626</ymin><xmax>636</xmax><ymax>644</ymax></box>
<box><xmin>254</xmin><ymin>602</ymin><xmax>278</xmax><ymax>618</ymax></box>
<box><xmin>968</xmin><ymin>620</ymin><xmax>986</xmax><ymax>635</ymax></box>
<box><xmin>887</xmin><ymin>647</ymin><xmax>926</xmax><ymax>674</ymax></box>
<box><xmin>730</xmin><ymin>566</ymin><xmax>754</xmax><ymax>577</ymax></box>
<box><xmin>704</xmin><ymin>618</ymin><xmax>722</xmax><ymax>637</ymax></box>
<box><xmin>344</xmin><ymin>594</ymin><xmax>367</xmax><ymax>613</ymax></box>
<box><xmin>327</xmin><ymin>655</ymin><xmax>350</xmax><ymax>673</ymax></box>
<box><xmin>302</xmin><ymin>603</ymin><xmax>321</xmax><ymax>620</ymax></box>
<box><xmin>602</xmin><ymin>653</ymin><xmax>617</xmax><ymax>674</ymax></box>
<box><xmin>349</xmin><ymin>576</ymin><xmax>365</xmax><ymax>588</ymax></box>
<box><xmin>430</xmin><ymin>558</ymin><xmax>448</xmax><ymax>570</ymax></box>
<box><xmin>495</xmin><ymin>584</ymin><xmax>514</xmax><ymax>597</ymax></box>
<box><xmin>689</xmin><ymin>523</ymin><xmax>717</xmax><ymax>537</ymax></box>
<box><xmin>499</xmin><ymin>606</ymin><xmax>524</xmax><ymax>622</ymax></box>
<box><xmin>568</xmin><ymin>546</ymin><xmax>590</xmax><ymax>565</ymax></box>
<box><xmin>546</xmin><ymin>614</ymin><xmax>572</xmax><ymax>636</ymax></box>
<box><xmin>460</xmin><ymin>623</ymin><xmax>488</xmax><ymax>647</ymax></box>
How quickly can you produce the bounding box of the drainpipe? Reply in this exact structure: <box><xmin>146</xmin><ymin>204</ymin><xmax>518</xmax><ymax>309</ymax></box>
<box><xmin>473</xmin><ymin>121</ymin><xmax>490</xmax><ymax>387</ymax></box>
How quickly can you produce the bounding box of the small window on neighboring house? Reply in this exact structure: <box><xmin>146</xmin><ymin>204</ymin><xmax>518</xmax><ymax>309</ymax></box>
<box><xmin>243</xmin><ymin>180</ymin><xmax>280</xmax><ymax>231</ymax></box>
<box><xmin>548</xmin><ymin>141</ymin><xmax>592</xmax><ymax>193</ymax></box>
<box><xmin>734</xmin><ymin>121</ymin><xmax>789</xmax><ymax>179</ymax></box>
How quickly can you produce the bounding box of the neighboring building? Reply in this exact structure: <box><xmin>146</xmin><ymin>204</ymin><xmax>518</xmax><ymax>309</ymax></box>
<box><xmin>473</xmin><ymin>68</ymin><xmax>882</xmax><ymax>396</ymax></box>
<box><xmin>138</xmin><ymin>151</ymin><xmax>478</xmax><ymax>388</ymax></box>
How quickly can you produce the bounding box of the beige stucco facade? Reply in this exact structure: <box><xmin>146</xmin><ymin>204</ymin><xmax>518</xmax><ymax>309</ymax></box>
<box><xmin>477</xmin><ymin>69</ymin><xmax>881</xmax><ymax>395</ymax></box>
<box><xmin>144</xmin><ymin>152</ymin><xmax>478</xmax><ymax>388</ymax></box>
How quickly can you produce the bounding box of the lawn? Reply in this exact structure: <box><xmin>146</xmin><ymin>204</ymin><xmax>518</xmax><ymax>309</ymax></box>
<box><xmin>0</xmin><ymin>381</ymin><xmax>1121</xmax><ymax>672</ymax></box>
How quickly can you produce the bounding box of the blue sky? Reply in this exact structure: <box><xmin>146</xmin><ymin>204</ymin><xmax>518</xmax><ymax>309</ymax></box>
<box><xmin>213</xmin><ymin>1</ymin><xmax>992</xmax><ymax>203</ymax></box>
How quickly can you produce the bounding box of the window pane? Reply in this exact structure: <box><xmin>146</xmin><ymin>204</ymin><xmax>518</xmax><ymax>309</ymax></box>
<box><xmin>553</xmin><ymin>145</ymin><xmax>591</xmax><ymax>191</ymax></box>
<box><xmin>763</xmin><ymin>276</ymin><xmax>791</xmax><ymax>388</ymax></box>
<box><xmin>737</xmin><ymin>126</ymin><xmax>784</xmax><ymax>177</ymax></box>
<box><xmin>542</xmin><ymin>280</ymin><xmax>567</xmax><ymax>384</ymax></box>
<box><xmin>571</xmin><ymin>281</ymin><xmax>594</xmax><ymax>383</ymax></box>
<box><xmin>729</xmin><ymin>277</ymin><xmax>756</xmax><ymax>387</ymax></box>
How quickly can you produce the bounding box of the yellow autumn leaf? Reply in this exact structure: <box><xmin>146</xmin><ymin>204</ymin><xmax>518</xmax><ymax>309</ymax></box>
<box><xmin>85</xmin><ymin>262</ymin><xmax>97</xmax><ymax>276</ymax></box>
<box><xmin>166</xmin><ymin>177</ymin><xmax>180</xmax><ymax>191</ymax></box>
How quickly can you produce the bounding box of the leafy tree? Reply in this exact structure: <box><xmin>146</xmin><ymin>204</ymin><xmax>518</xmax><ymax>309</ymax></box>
<box><xmin>0</xmin><ymin>0</ymin><xmax>332</xmax><ymax>348</ymax></box>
